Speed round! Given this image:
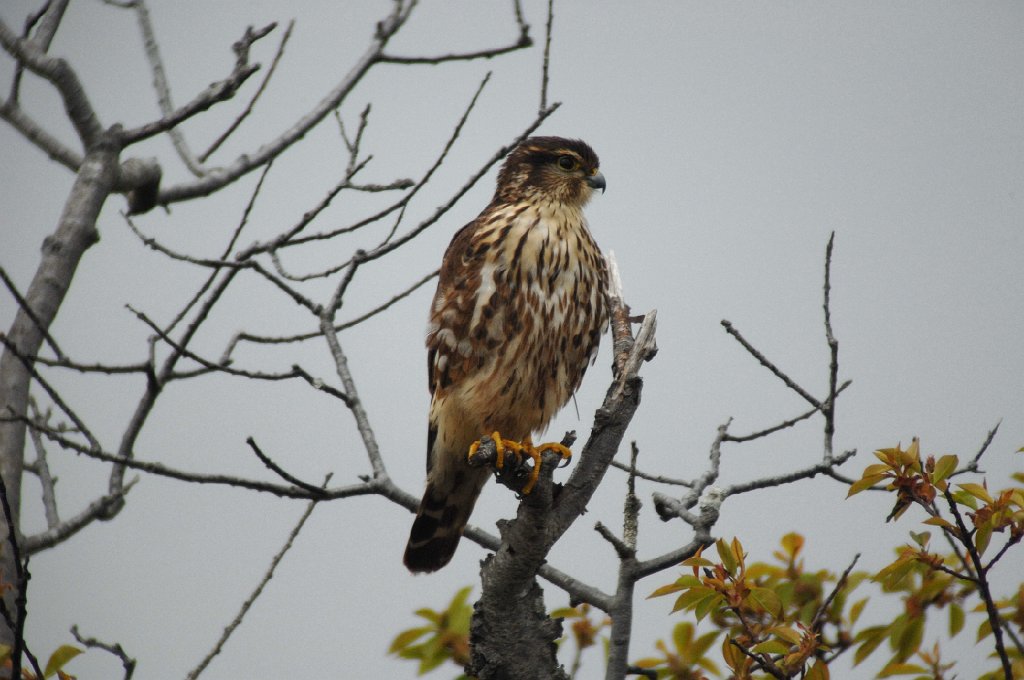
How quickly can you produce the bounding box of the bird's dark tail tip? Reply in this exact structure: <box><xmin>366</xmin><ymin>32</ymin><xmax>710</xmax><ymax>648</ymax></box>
<box><xmin>403</xmin><ymin>485</ymin><xmax>465</xmax><ymax>573</ymax></box>
<box><xmin>404</xmin><ymin>510</ymin><xmax>462</xmax><ymax>573</ymax></box>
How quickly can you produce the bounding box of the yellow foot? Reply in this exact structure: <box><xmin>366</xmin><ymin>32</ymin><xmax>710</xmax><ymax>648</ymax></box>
<box><xmin>524</xmin><ymin>438</ymin><xmax>572</xmax><ymax>494</ymax></box>
<box><xmin>468</xmin><ymin>432</ymin><xmax>572</xmax><ymax>494</ymax></box>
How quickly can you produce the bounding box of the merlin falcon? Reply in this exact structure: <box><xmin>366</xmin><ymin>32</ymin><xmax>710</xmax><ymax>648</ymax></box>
<box><xmin>403</xmin><ymin>136</ymin><xmax>610</xmax><ymax>573</ymax></box>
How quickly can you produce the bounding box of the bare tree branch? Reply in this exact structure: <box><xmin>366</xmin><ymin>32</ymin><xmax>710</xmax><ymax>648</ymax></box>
<box><xmin>0</xmin><ymin>15</ymin><xmax>103</xmax><ymax>147</ymax></box>
<box><xmin>25</xmin><ymin>400</ymin><xmax>58</xmax><ymax>529</ymax></box>
<box><xmin>720</xmin><ymin>319</ymin><xmax>821</xmax><ymax>410</ymax></box>
<box><xmin>540</xmin><ymin>0</ymin><xmax>554</xmax><ymax>112</ymax></box>
<box><xmin>153</xmin><ymin>2</ymin><xmax>415</xmax><ymax>207</ymax></box>
<box><xmin>70</xmin><ymin>625</ymin><xmax>136</xmax><ymax>680</ymax></box>
<box><xmin>379</xmin><ymin>0</ymin><xmax>529</xmax><ymax>65</ymax></box>
<box><xmin>0</xmin><ymin>96</ymin><xmax>82</xmax><ymax>170</ymax></box>
<box><xmin>185</xmin><ymin>477</ymin><xmax>329</xmax><ymax>680</ymax></box>
<box><xmin>8</xmin><ymin>0</ymin><xmax>70</xmax><ymax>104</ymax></box>
<box><xmin>0</xmin><ymin>265</ymin><xmax>65</xmax><ymax>360</ymax></box>
<box><xmin>220</xmin><ymin>268</ymin><xmax>438</xmax><ymax>359</ymax></box>
<box><xmin>119</xmin><ymin>23</ymin><xmax>272</xmax><ymax>146</ymax></box>
<box><xmin>0</xmin><ymin>132</ymin><xmax>118</xmax><ymax>553</ymax></box>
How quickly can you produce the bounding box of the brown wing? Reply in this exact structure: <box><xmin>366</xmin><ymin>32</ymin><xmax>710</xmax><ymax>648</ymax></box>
<box><xmin>428</xmin><ymin>214</ymin><xmax>496</xmax><ymax>391</ymax></box>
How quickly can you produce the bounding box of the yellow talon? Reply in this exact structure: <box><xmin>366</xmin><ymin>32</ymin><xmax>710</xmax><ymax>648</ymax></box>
<box><xmin>469</xmin><ymin>432</ymin><xmax>571</xmax><ymax>495</ymax></box>
<box><xmin>536</xmin><ymin>442</ymin><xmax>573</xmax><ymax>464</ymax></box>
<box><xmin>469</xmin><ymin>431</ymin><xmax>518</xmax><ymax>468</ymax></box>
<box><xmin>492</xmin><ymin>432</ymin><xmax>506</xmax><ymax>469</ymax></box>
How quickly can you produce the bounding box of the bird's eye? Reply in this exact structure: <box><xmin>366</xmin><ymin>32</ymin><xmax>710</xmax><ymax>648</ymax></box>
<box><xmin>556</xmin><ymin>155</ymin><xmax>579</xmax><ymax>171</ymax></box>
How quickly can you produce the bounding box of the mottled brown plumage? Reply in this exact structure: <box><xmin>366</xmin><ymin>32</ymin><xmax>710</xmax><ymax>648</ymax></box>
<box><xmin>403</xmin><ymin>137</ymin><xmax>609</xmax><ymax>573</ymax></box>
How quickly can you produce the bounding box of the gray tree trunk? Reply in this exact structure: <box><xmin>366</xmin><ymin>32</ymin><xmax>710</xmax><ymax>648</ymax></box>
<box><xmin>0</xmin><ymin>130</ymin><xmax>119</xmax><ymax>642</ymax></box>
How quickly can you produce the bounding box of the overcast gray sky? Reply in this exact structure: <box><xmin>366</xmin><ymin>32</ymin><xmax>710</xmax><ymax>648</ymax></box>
<box><xmin>2</xmin><ymin>1</ymin><xmax>1022</xmax><ymax>678</ymax></box>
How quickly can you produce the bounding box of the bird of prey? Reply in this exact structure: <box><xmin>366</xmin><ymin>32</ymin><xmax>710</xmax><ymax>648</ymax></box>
<box><xmin>403</xmin><ymin>136</ymin><xmax>609</xmax><ymax>573</ymax></box>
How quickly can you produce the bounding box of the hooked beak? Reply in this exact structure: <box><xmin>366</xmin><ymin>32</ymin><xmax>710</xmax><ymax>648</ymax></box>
<box><xmin>586</xmin><ymin>171</ymin><xmax>606</xmax><ymax>193</ymax></box>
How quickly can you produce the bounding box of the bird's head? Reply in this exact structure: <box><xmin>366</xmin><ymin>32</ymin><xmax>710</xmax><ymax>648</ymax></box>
<box><xmin>494</xmin><ymin>136</ymin><xmax>605</xmax><ymax>207</ymax></box>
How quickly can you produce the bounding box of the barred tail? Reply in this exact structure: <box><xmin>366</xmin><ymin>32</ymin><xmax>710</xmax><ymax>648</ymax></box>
<box><xmin>404</xmin><ymin>475</ymin><xmax>484</xmax><ymax>573</ymax></box>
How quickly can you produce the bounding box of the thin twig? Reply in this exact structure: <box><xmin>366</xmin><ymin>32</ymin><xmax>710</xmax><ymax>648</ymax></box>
<box><xmin>8</xmin><ymin>1</ymin><xmax>55</xmax><ymax>104</ymax></box>
<box><xmin>246</xmin><ymin>437</ymin><xmax>327</xmax><ymax>496</ymax></box>
<box><xmin>378</xmin><ymin>5</ymin><xmax>530</xmax><ymax>66</ymax></box>
<box><xmin>127</xmin><ymin>305</ymin><xmax>318</xmax><ymax>385</ymax></box>
<box><xmin>154</xmin><ymin>1</ymin><xmax>415</xmax><ymax>207</ymax></box>
<box><xmin>0</xmin><ymin>13</ymin><xmax>103</xmax><ymax>146</ymax></box>
<box><xmin>722</xmin><ymin>449</ymin><xmax>857</xmax><ymax>498</ymax></box>
<box><xmin>810</xmin><ymin>553</ymin><xmax>860</xmax><ymax>632</ymax></box>
<box><xmin>35</xmin><ymin>426</ymin><xmax>367</xmax><ymax>500</ymax></box>
<box><xmin>730</xmin><ymin>638</ymin><xmax>787</xmax><ymax>680</ymax></box>
<box><xmin>0</xmin><ymin>465</ymin><xmax>36</xmax><ymax>680</ymax></box>
<box><xmin>540</xmin><ymin>0</ymin><xmax>554</xmax><ymax>112</ymax></box>
<box><xmin>943</xmin><ymin>487</ymin><xmax>1012</xmax><ymax>678</ymax></box>
<box><xmin>26</xmin><ymin>399</ymin><xmax>59</xmax><ymax>528</ymax></box>
<box><xmin>723</xmin><ymin>380</ymin><xmax>852</xmax><ymax>443</ymax></box>
<box><xmin>721</xmin><ymin>319</ymin><xmax>821</xmax><ymax>410</ymax></box>
<box><xmin>608</xmin><ymin>459</ymin><xmax>693</xmax><ymax>486</ymax></box>
<box><xmin>318</xmin><ymin>316</ymin><xmax>387</xmax><ymax>479</ymax></box>
<box><xmin>127</xmin><ymin>0</ymin><xmax>201</xmax><ymax>173</ymax></box>
<box><xmin>822</xmin><ymin>231</ymin><xmax>839</xmax><ymax>461</ymax></box>
<box><xmin>71</xmin><ymin>625</ymin><xmax>136</xmax><ymax>680</ymax></box>
<box><xmin>967</xmin><ymin>420</ymin><xmax>1002</xmax><ymax>472</ymax></box>
<box><xmin>595</xmin><ymin>521</ymin><xmax>632</xmax><ymax>559</ymax></box>
<box><xmin>185</xmin><ymin>476</ymin><xmax>330</xmax><ymax>680</ymax></box>
<box><xmin>0</xmin><ymin>333</ymin><xmax>102</xmax><ymax>451</ymax></box>
<box><xmin>163</xmin><ymin>160</ymin><xmax>274</xmax><ymax>336</ymax></box>
<box><xmin>220</xmin><ymin>268</ymin><xmax>437</xmax><ymax>358</ymax></box>
<box><xmin>200</xmin><ymin>20</ymin><xmax>295</xmax><ymax>162</ymax></box>
<box><xmin>0</xmin><ymin>265</ymin><xmax>65</xmax><ymax>359</ymax></box>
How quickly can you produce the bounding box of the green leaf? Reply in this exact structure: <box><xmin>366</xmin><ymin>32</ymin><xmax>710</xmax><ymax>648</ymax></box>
<box><xmin>894</xmin><ymin>615</ymin><xmax>924</xmax><ymax>662</ymax></box>
<box><xmin>671</xmin><ymin>621</ymin><xmax>694</xmax><ymax>651</ymax></box>
<box><xmin>748</xmin><ymin>587</ymin><xmax>783</xmax><ymax>619</ymax></box>
<box><xmin>449</xmin><ymin>585</ymin><xmax>473</xmax><ymax>611</ymax></box>
<box><xmin>878</xmin><ymin>661</ymin><xmax>928</xmax><ymax>677</ymax></box>
<box><xmin>949</xmin><ymin>603</ymin><xmax>965</xmax><ymax>637</ymax></box>
<box><xmin>690</xmin><ymin>630</ymin><xmax>722</xmax><ymax>662</ymax></box>
<box><xmin>44</xmin><ymin>645</ymin><xmax>83</xmax><ymax>679</ymax></box>
<box><xmin>848</xmin><ymin>474</ymin><xmax>887</xmax><ymax>497</ymax></box>
<box><xmin>717</xmin><ymin>538</ymin><xmax>738</xmax><ymax>575</ymax></box>
<box><xmin>922</xmin><ymin>516</ymin><xmax>955</xmax><ymax>531</ymax></box>
<box><xmin>549</xmin><ymin>607</ymin><xmax>581</xmax><ymax>619</ymax></box>
<box><xmin>418</xmin><ymin>648</ymin><xmax>447</xmax><ymax>674</ymax></box>
<box><xmin>769</xmin><ymin>626</ymin><xmax>802</xmax><ymax>645</ymax></box>
<box><xmin>681</xmin><ymin>556</ymin><xmax>714</xmax><ymax>569</ymax></box>
<box><xmin>414</xmin><ymin>608</ymin><xmax>442</xmax><ymax>625</ymax></box>
<box><xmin>951</xmin><ymin>490</ymin><xmax>978</xmax><ymax>510</ymax></box>
<box><xmin>751</xmin><ymin>640</ymin><xmax>790</xmax><ymax>655</ymax></box>
<box><xmin>977</xmin><ymin>617</ymin><xmax>993</xmax><ymax>642</ymax></box>
<box><xmin>806</xmin><ymin>659</ymin><xmax>830</xmax><ymax>680</ymax></box>
<box><xmin>975</xmin><ymin>522</ymin><xmax>993</xmax><ymax>556</ymax></box>
<box><xmin>693</xmin><ymin>591</ymin><xmax>726</xmax><ymax>621</ymax></box>
<box><xmin>849</xmin><ymin>597</ymin><xmax>869</xmax><ymax>626</ymax></box>
<box><xmin>957</xmin><ymin>482</ymin><xmax>993</xmax><ymax>505</ymax></box>
<box><xmin>647</xmin><ymin>582</ymin><xmax>685</xmax><ymax>599</ymax></box>
<box><xmin>780</xmin><ymin>532</ymin><xmax>804</xmax><ymax>559</ymax></box>
<box><xmin>873</xmin><ymin>555</ymin><xmax>915</xmax><ymax>588</ymax></box>
<box><xmin>388</xmin><ymin>626</ymin><xmax>432</xmax><ymax>654</ymax></box>
<box><xmin>853</xmin><ymin>626</ymin><xmax>887</xmax><ymax>666</ymax></box>
<box><xmin>931</xmin><ymin>454</ymin><xmax>958</xmax><ymax>483</ymax></box>
<box><xmin>672</xmin><ymin>586</ymin><xmax>717</xmax><ymax>614</ymax></box>
<box><xmin>648</xmin><ymin>575</ymin><xmax>701</xmax><ymax>599</ymax></box>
